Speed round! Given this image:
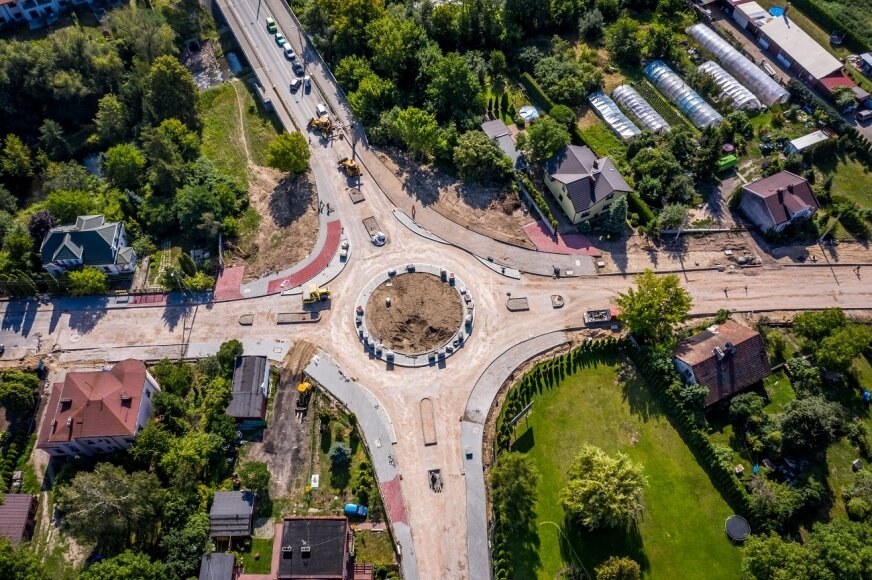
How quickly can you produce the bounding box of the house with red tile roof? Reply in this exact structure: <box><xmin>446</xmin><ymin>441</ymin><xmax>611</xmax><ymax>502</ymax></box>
<box><xmin>37</xmin><ymin>360</ymin><xmax>160</xmax><ymax>457</ymax></box>
<box><xmin>673</xmin><ymin>320</ymin><xmax>772</xmax><ymax>407</ymax></box>
<box><xmin>739</xmin><ymin>171</ymin><xmax>819</xmax><ymax>233</ymax></box>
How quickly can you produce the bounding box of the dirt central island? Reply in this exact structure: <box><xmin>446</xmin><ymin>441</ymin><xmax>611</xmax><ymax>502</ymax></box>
<box><xmin>365</xmin><ymin>272</ymin><xmax>464</xmax><ymax>355</ymax></box>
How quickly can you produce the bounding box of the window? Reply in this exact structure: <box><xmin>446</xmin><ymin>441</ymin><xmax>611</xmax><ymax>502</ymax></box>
<box><xmin>580</xmin><ymin>211</ymin><xmax>590</xmax><ymax>218</ymax></box>
<box><xmin>558</xmin><ymin>194</ymin><xmax>564</xmax><ymax>201</ymax></box>
<box><xmin>145</xmin><ymin>389</ymin><xmax>151</xmax><ymax>399</ymax></box>
<box><xmin>606</xmin><ymin>193</ymin><xmax>614</xmax><ymax>200</ymax></box>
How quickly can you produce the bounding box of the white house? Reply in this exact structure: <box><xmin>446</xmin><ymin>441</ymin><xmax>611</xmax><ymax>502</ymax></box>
<box><xmin>37</xmin><ymin>360</ymin><xmax>160</xmax><ymax>457</ymax></box>
<box><xmin>40</xmin><ymin>215</ymin><xmax>136</xmax><ymax>277</ymax></box>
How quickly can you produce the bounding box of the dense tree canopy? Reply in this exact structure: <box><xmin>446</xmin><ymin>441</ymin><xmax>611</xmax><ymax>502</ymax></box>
<box><xmin>265</xmin><ymin>132</ymin><xmax>311</xmax><ymax>174</ymax></box>
<box><xmin>453</xmin><ymin>130</ymin><xmax>513</xmax><ymax>183</ymax></box>
<box><xmin>0</xmin><ymin>538</ymin><xmax>45</xmax><ymax>580</ymax></box>
<box><xmin>517</xmin><ymin>117</ymin><xmax>570</xmax><ymax>163</ymax></box>
<box><xmin>616</xmin><ymin>270</ymin><xmax>692</xmax><ymax>342</ymax></box>
<box><xmin>0</xmin><ymin>369</ymin><xmax>39</xmax><ymax>415</ymax></box>
<box><xmin>142</xmin><ymin>55</ymin><xmax>199</xmax><ymax>130</ymax></box>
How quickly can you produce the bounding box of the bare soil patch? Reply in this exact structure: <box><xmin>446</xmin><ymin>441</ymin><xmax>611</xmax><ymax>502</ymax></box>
<box><xmin>226</xmin><ymin>166</ymin><xmax>320</xmax><ymax>282</ymax></box>
<box><xmin>365</xmin><ymin>273</ymin><xmax>463</xmax><ymax>355</ymax></box>
<box><xmin>376</xmin><ymin>148</ymin><xmax>534</xmax><ymax>248</ymax></box>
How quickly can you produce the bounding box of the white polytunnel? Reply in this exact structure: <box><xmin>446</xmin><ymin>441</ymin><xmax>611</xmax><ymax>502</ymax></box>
<box><xmin>588</xmin><ymin>92</ymin><xmax>641</xmax><ymax>140</ymax></box>
<box><xmin>698</xmin><ymin>61</ymin><xmax>762</xmax><ymax>111</ymax></box>
<box><xmin>644</xmin><ymin>60</ymin><xmax>723</xmax><ymax>129</ymax></box>
<box><xmin>687</xmin><ymin>23</ymin><xmax>790</xmax><ymax>107</ymax></box>
<box><xmin>611</xmin><ymin>84</ymin><xmax>671</xmax><ymax>134</ymax></box>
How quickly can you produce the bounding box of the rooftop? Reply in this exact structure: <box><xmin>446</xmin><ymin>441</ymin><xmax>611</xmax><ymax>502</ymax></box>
<box><xmin>674</xmin><ymin>320</ymin><xmax>771</xmax><ymax>406</ymax></box>
<box><xmin>743</xmin><ymin>171</ymin><xmax>819</xmax><ymax>226</ymax></box>
<box><xmin>789</xmin><ymin>130</ymin><xmax>830</xmax><ymax>151</ymax></box>
<box><xmin>545</xmin><ymin>146</ymin><xmax>632</xmax><ymax>213</ymax></box>
<box><xmin>756</xmin><ymin>12</ymin><xmax>843</xmax><ymax>79</ymax></box>
<box><xmin>278</xmin><ymin>517</ymin><xmax>348</xmax><ymax>579</ymax></box>
<box><xmin>0</xmin><ymin>494</ymin><xmax>36</xmax><ymax>545</ymax></box>
<box><xmin>210</xmin><ymin>491</ymin><xmax>255</xmax><ymax>538</ymax></box>
<box><xmin>227</xmin><ymin>356</ymin><xmax>268</xmax><ymax>420</ymax></box>
<box><xmin>198</xmin><ymin>552</ymin><xmax>235</xmax><ymax>580</ymax></box>
<box><xmin>37</xmin><ymin>360</ymin><xmax>152</xmax><ymax>446</ymax></box>
<box><xmin>40</xmin><ymin>215</ymin><xmax>127</xmax><ymax>267</ymax></box>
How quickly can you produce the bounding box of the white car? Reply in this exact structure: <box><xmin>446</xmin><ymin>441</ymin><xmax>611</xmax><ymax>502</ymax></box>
<box><xmin>371</xmin><ymin>231</ymin><xmax>386</xmax><ymax>246</ymax></box>
<box><xmin>283</xmin><ymin>45</ymin><xmax>296</xmax><ymax>60</ymax></box>
<box><xmin>316</xmin><ymin>103</ymin><xmax>329</xmax><ymax>118</ymax></box>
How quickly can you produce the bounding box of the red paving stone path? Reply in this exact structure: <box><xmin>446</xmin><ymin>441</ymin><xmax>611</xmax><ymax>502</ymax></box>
<box><xmin>214</xmin><ymin>266</ymin><xmax>245</xmax><ymax>301</ymax></box>
<box><xmin>130</xmin><ymin>293</ymin><xmax>167</xmax><ymax>306</ymax></box>
<box><xmin>379</xmin><ymin>477</ymin><xmax>408</xmax><ymax>525</ymax></box>
<box><xmin>522</xmin><ymin>221</ymin><xmax>601</xmax><ymax>256</ymax></box>
<box><xmin>266</xmin><ymin>219</ymin><xmax>342</xmax><ymax>295</ymax></box>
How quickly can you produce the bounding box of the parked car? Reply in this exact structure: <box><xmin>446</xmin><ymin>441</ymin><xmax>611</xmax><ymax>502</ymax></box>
<box><xmin>274</xmin><ymin>33</ymin><xmax>286</xmax><ymax>47</ymax></box>
<box><xmin>343</xmin><ymin>503</ymin><xmax>368</xmax><ymax>517</ymax></box>
<box><xmin>303</xmin><ymin>75</ymin><xmax>311</xmax><ymax>91</ymax></box>
<box><xmin>857</xmin><ymin>109</ymin><xmax>872</xmax><ymax>124</ymax></box>
<box><xmin>290</xmin><ymin>78</ymin><xmax>302</xmax><ymax>92</ymax></box>
<box><xmin>283</xmin><ymin>45</ymin><xmax>296</xmax><ymax>60</ymax></box>
<box><xmin>265</xmin><ymin>16</ymin><xmax>276</xmax><ymax>33</ymax></box>
<box><xmin>292</xmin><ymin>61</ymin><xmax>304</xmax><ymax>76</ymax></box>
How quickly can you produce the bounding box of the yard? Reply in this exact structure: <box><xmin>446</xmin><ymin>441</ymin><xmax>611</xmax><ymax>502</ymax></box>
<box><xmin>354</xmin><ymin>529</ymin><xmax>396</xmax><ymax>567</ymax></box>
<box><xmin>239</xmin><ymin>537</ymin><xmax>274</xmax><ymax>574</ymax></box>
<box><xmin>818</xmin><ymin>156</ymin><xmax>872</xmax><ymax>210</ymax></box>
<box><xmin>200</xmin><ymin>79</ymin><xmax>282</xmax><ymax>189</ymax></box>
<box><xmin>506</xmin><ymin>353</ymin><xmax>741</xmax><ymax>579</ymax></box>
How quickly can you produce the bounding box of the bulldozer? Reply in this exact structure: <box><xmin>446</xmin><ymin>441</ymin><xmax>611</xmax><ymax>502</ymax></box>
<box><xmin>338</xmin><ymin>157</ymin><xmax>361</xmax><ymax>177</ymax></box>
<box><xmin>302</xmin><ymin>284</ymin><xmax>330</xmax><ymax>304</ymax></box>
<box><xmin>308</xmin><ymin>114</ymin><xmax>332</xmax><ymax>138</ymax></box>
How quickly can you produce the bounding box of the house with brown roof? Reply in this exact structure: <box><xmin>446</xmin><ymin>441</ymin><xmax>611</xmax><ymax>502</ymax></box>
<box><xmin>739</xmin><ymin>171</ymin><xmax>819</xmax><ymax>233</ymax></box>
<box><xmin>673</xmin><ymin>320</ymin><xmax>772</xmax><ymax>407</ymax></box>
<box><xmin>37</xmin><ymin>360</ymin><xmax>160</xmax><ymax>457</ymax></box>
<box><xmin>542</xmin><ymin>145</ymin><xmax>632</xmax><ymax>224</ymax></box>
<box><xmin>0</xmin><ymin>494</ymin><xmax>38</xmax><ymax>545</ymax></box>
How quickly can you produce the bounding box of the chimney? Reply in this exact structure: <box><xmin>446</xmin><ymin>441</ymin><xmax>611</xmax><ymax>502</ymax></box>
<box><xmin>787</xmin><ymin>183</ymin><xmax>794</xmax><ymax>193</ymax></box>
<box><xmin>776</xmin><ymin>187</ymin><xmax>784</xmax><ymax>203</ymax></box>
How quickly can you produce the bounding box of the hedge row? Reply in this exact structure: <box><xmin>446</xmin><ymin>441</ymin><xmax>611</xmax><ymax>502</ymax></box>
<box><xmin>491</xmin><ymin>339</ymin><xmax>756</xmax><ymax>580</ymax></box>
<box><xmin>627</xmin><ymin>192</ymin><xmax>656</xmax><ymax>226</ymax></box>
<box><xmin>787</xmin><ymin>0</ymin><xmax>870</xmax><ymax>54</ymax></box>
<box><xmin>0</xmin><ymin>425</ymin><xmax>30</xmax><ymax>493</ymax></box>
<box><xmin>519</xmin><ymin>73</ymin><xmax>556</xmax><ymax>114</ymax></box>
<box><xmin>516</xmin><ymin>172</ymin><xmax>558</xmax><ymax>229</ymax></box>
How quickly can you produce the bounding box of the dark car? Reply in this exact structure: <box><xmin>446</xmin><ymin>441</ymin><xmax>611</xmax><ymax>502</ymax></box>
<box><xmin>290</xmin><ymin>78</ymin><xmax>302</xmax><ymax>92</ymax></box>
<box><xmin>292</xmin><ymin>61</ymin><xmax>304</xmax><ymax>76</ymax></box>
<box><xmin>857</xmin><ymin>109</ymin><xmax>872</xmax><ymax>124</ymax></box>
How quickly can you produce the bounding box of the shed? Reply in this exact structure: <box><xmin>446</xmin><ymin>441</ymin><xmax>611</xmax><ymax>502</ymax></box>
<box><xmin>227</xmin><ymin>356</ymin><xmax>270</xmax><ymax>421</ymax></box>
<box><xmin>0</xmin><ymin>494</ymin><xmax>38</xmax><ymax>545</ymax></box>
<box><xmin>199</xmin><ymin>552</ymin><xmax>235</xmax><ymax>580</ymax></box>
<box><xmin>480</xmin><ymin>120</ymin><xmax>527</xmax><ymax>170</ymax></box>
<box><xmin>786</xmin><ymin>130</ymin><xmax>830</xmax><ymax>154</ymax></box>
<box><xmin>209</xmin><ymin>491</ymin><xmax>255</xmax><ymax>539</ymax></box>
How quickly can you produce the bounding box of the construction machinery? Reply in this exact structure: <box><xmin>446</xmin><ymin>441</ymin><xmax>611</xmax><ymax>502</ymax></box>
<box><xmin>295</xmin><ymin>381</ymin><xmax>312</xmax><ymax>415</ymax></box>
<box><xmin>302</xmin><ymin>284</ymin><xmax>330</xmax><ymax>304</ymax></box>
<box><xmin>338</xmin><ymin>157</ymin><xmax>361</xmax><ymax>177</ymax></box>
<box><xmin>308</xmin><ymin>115</ymin><xmax>333</xmax><ymax>138</ymax></box>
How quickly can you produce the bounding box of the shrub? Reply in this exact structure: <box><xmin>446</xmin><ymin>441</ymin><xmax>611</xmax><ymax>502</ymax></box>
<box><xmin>516</xmin><ymin>173</ymin><xmax>558</xmax><ymax>229</ymax></box>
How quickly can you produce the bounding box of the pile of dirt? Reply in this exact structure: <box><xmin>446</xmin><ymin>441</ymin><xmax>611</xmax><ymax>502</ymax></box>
<box><xmin>376</xmin><ymin>148</ymin><xmax>534</xmax><ymax>248</ymax></box>
<box><xmin>365</xmin><ymin>273</ymin><xmax>463</xmax><ymax>355</ymax></box>
<box><xmin>227</xmin><ymin>167</ymin><xmax>320</xmax><ymax>282</ymax></box>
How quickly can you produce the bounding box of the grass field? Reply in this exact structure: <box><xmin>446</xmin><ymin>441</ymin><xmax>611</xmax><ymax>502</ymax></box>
<box><xmin>240</xmin><ymin>537</ymin><xmax>274</xmax><ymax>573</ymax></box>
<box><xmin>200</xmin><ymin>80</ymin><xmax>282</xmax><ymax>188</ymax></box>
<box><xmin>821</xmin><ymin>157</ymin><xmax>872</xmax><ymax>210</ymax></box>
<box><xmin>507</xmin><ymin>353</ymin><xmax>741</xmax><ymax>579</ymax></box>
<box><xmin>577</xmin><ymin>118</ymin><xmax>627</xmax><ymax>160</ymax></box>
<box><xmin>354</xmin><ymin>530</ymin><xmax>396</xmax><ymax>566</ymax></box>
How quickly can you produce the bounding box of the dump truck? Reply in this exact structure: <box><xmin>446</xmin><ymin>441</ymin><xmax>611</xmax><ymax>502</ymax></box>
<box><xmin>338</xmin><ymin>157</ymin><xmax>361</xmax><ymax>177</ymax></box>
<box><xmin>302</xmin><ymin>284</ymin><xmax>330</xmax><ymax>304</ymax></box>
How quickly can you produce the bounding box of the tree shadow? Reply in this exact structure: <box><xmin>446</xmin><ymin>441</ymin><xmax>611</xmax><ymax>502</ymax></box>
<box><xmin>561</xmin><ymin>516</ymin><xmax>650</xmax><ymax>577</ymax></box>
<box><xmin>1</xmin><ymin>298</ymin><xmax>39</xmax><ymax>337</ymax></box>
<box><xmin>270</xmin><ymin>171</ymin><xmax>316</xmax><ymax>227</ymax></box>
<box><xmin>161</xmin><ymin>301</ymin><xmax>194</xmax><ymax>333</ymax></box>
<box><xmin>320</xmin><ymin>423</ymin><xmax>332</xmax><ymax>454</ymax></box>
<box><xmin>620</xmin><ymin>366</ymin><xmax>664</xmax><ymax>422</ymax></box>
<box><xmin>504</xmin><ymin>519</ymin><xmax>542</xmax><ymax>579</ymax></box>
<box><xmin>510</xmin><ymin>425</ymin><xmax>535</xmax><ymax>453</ymax></box>
<box><xmin>66</xmin><ymin>298</ymin><xmax>109</xmax><ymax>334</ymax></box>
<box><xmin>329</xmin><ymin>460</ymin><xmax>350</xmax><ymax>490</ymax></box>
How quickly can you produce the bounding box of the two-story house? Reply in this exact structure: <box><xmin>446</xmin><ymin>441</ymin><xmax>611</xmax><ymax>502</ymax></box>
<box><xmin>37</xmin><ymin>359</ymin><xmax>160</xmax><ymax>457</ymax></box>
<box><xmin>40</xmin><ymin>215</ymin><xmax>136</xmax><ymax>277</ymax></box>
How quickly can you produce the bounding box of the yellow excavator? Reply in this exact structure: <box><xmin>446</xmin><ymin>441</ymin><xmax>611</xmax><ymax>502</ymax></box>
<box><xmin>308</xmin><ymin>115</ymin><xmax>332</xmax><ymax>137</ymax></box>
<box><xmin>338</xmin><ymin>157</ymin><xmax>361</xmax><ymax>177</ymax></box>
<box><xmin>302</xmin><ymin>284</ymin><xmax>330</xmax><ymax>304</ymax></box>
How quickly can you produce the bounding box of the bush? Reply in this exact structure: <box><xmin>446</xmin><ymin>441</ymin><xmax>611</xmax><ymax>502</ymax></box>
<box><xmin>516</xmin><ymin>172</ymin><xmax>558</xmax><ymax>229</ymax></box>
<box><xmin>627</xmin><ymin>192</ymin><xmax>655</xmax><ymax>226</ymax></box>
<box><xmin>519</xmin><ymin>73</ymin><xmax>555</xmax><ymax>113</ymax></box>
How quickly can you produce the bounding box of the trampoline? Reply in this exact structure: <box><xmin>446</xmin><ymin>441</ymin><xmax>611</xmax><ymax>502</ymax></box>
<box><xmin>725</xmin><ymin>515</ymin><xmax>751</xmax><ymax>542</ymax></box>
<box><xmin>769</xmin><ymin>6</ymin><xmax>785</xmax><ymax>16</ymax></box>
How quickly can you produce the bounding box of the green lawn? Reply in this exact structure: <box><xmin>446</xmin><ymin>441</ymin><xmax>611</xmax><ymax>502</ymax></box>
<box><xmin>200</xmin><ymin>80</ymin><xmax>281</xmax><ymax>188</ymax></box>
<box><xmin>240</xmin><ymin>538</ymin><xmax>273</xmax><ymax>573</ymax></box>
<box><xmin>578</xmin><ymin>121</ymin><xmax>627</xmax><ymax>160</ymax></box>
<box><xmin>763</xmin><ymin>370</ymin><xmax>796</xmax><ymax>414</ymax></box>
<box><xmin>354</xmin><ymin>530</ymin><xmax>396</xmax><ymax>566</ymax></box>
<box><xmin>822</xmin><ymin>157</ymin><xmax>872</xmax><ymax>210</ymax></box>
<box><xmin>507</xmin><ymin>353</ymin><xmax>741</xmax><ymax>579</ymax></box>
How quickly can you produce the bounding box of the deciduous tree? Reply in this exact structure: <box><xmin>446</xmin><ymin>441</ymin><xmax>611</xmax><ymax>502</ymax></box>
<box><xmin>238</xmin><ymin>461</ymin><xmax>271</xmax><ymax>495</ymax></box>
<box><xmin>66</xmin><ymin>267</ymin><xmax>109</xmax><ymax>296</ymax></box>
<box><xmin>0</xmin><ymin>538</ymin><xmax>45</xmax><ymax>580</ymax></box>
<box><xmin>616</xmin><ymin>270</ymin><xmax>692</xmax><ymax>341</ymax></box>
<box><xmin>452</xmin><ymin>130</ymin><xmax>513</xmax><ymax>183</ymax></box>
<box><xmin>425</xmin><ymin>52</ymin><xmax>485</xmax><ymax>122</ymax></box>
<box><xmin>143</xmin><ymin>55</ymin><xmax>199</xmax><ymax>130</ymax></box>
<box><xmin>518</xmin><ymin>117</ymin><xmax>570</xmax><ymax>163</ymax></box>
<box><xmin>0</xmin><ymin>370</ymin><xmax>38</xmax><ymax>415</ymax></box>
<box><xmin>780</xmin><ymin>396</ymin><xmax>843</xmax><ymax>454</ymax></box>
<box><xmin>265</xmin><ymin>132</ymin><xmax>310</xmax><ymax>174</ymax></box>
<box><xmin>95</xmin><ymin>94</ymin><xmax>128</xmax><ymax>145</ymax></box>
<box><xmin>103</xmin><ymin>144</ymin><xmax>146</xmax><ymax>192</ymax></box>
<box><xmin>78</xmin><ymin>550</ymin><xmax>167</xmax><ymax>580</ymax></box>
<box><xmin>595</xmin><ymin>556</ymin><xmax>641</xmax><ymax>580</ymax></box>
<box><xmin>348</xmin><ymin>74</ymin><xmax>395</xmax><ymax>125</ymax></box>
<box><xmin>605</xmin><ymin>17</ymin><xmax>644</xmax><ymax>66</ymax></box>
<box><xmin>395</xmin><ymin>107</ymin><xmax>442</xmax><ymax>160</ymax></box>
<box><xmin>39</xmin><ymin>119</ymin><xmax>70</xmax><ymax>161</ymax></box>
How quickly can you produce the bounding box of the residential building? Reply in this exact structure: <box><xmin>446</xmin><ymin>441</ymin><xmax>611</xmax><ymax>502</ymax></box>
<box><xmin>542</xmin><ymin>145</ymin><xmax>632</xmax><ymax>224</ymax></box>
<box><xmin>210</xmin><ymin>491</ymin><xmax>255</xmax><ymax>540</ymax></box>
<box><xmin>0</xmin><ymin>0</ymin><xmax>90</xmax><ymax>29</ymax></box>
<box><xmin>198</xmin><ymin>552</ymin><xmax>235</xmax><ymax>580</ymax></box>
<box><xmin>740</xmin><ymin>171</ymin><xmax>819</xmax><ymax>233</ymax></box>
<box><xmin>37</xmin><ymin>360</ymin><xmax>160</xmax><ymax>457</ymax></box>
<box><xmin>226</xmin><ymin>356</ymin><xmax>270</xmax><ymax>423</ymax></box>
<box><xmin>278</xmin><ymin>517</ymin><xmax>350</xmax><ymax>579</ymax></box>
<box><xmin>480</xmin><ymin>119</ymin><xmax>527</xmax><ymax>170</ymax></box>
<box><xmin>785</xmin><ymin>130</ymin><xmax>830</xmax><ymax>154</ymax></box>
<box><xmin>0</xmin><ymin>494</ymin><xmax>38</xmax><ymax>545</ymax></box>
<box><xmin>673</xmin><ymin>320</ymin><xmax>772</xmax><ymax>407</ymax></box>
<box><xmin>40</xmin><ymin>215</ymin><xmax>136</xmax><ymax>277</ymax></box>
